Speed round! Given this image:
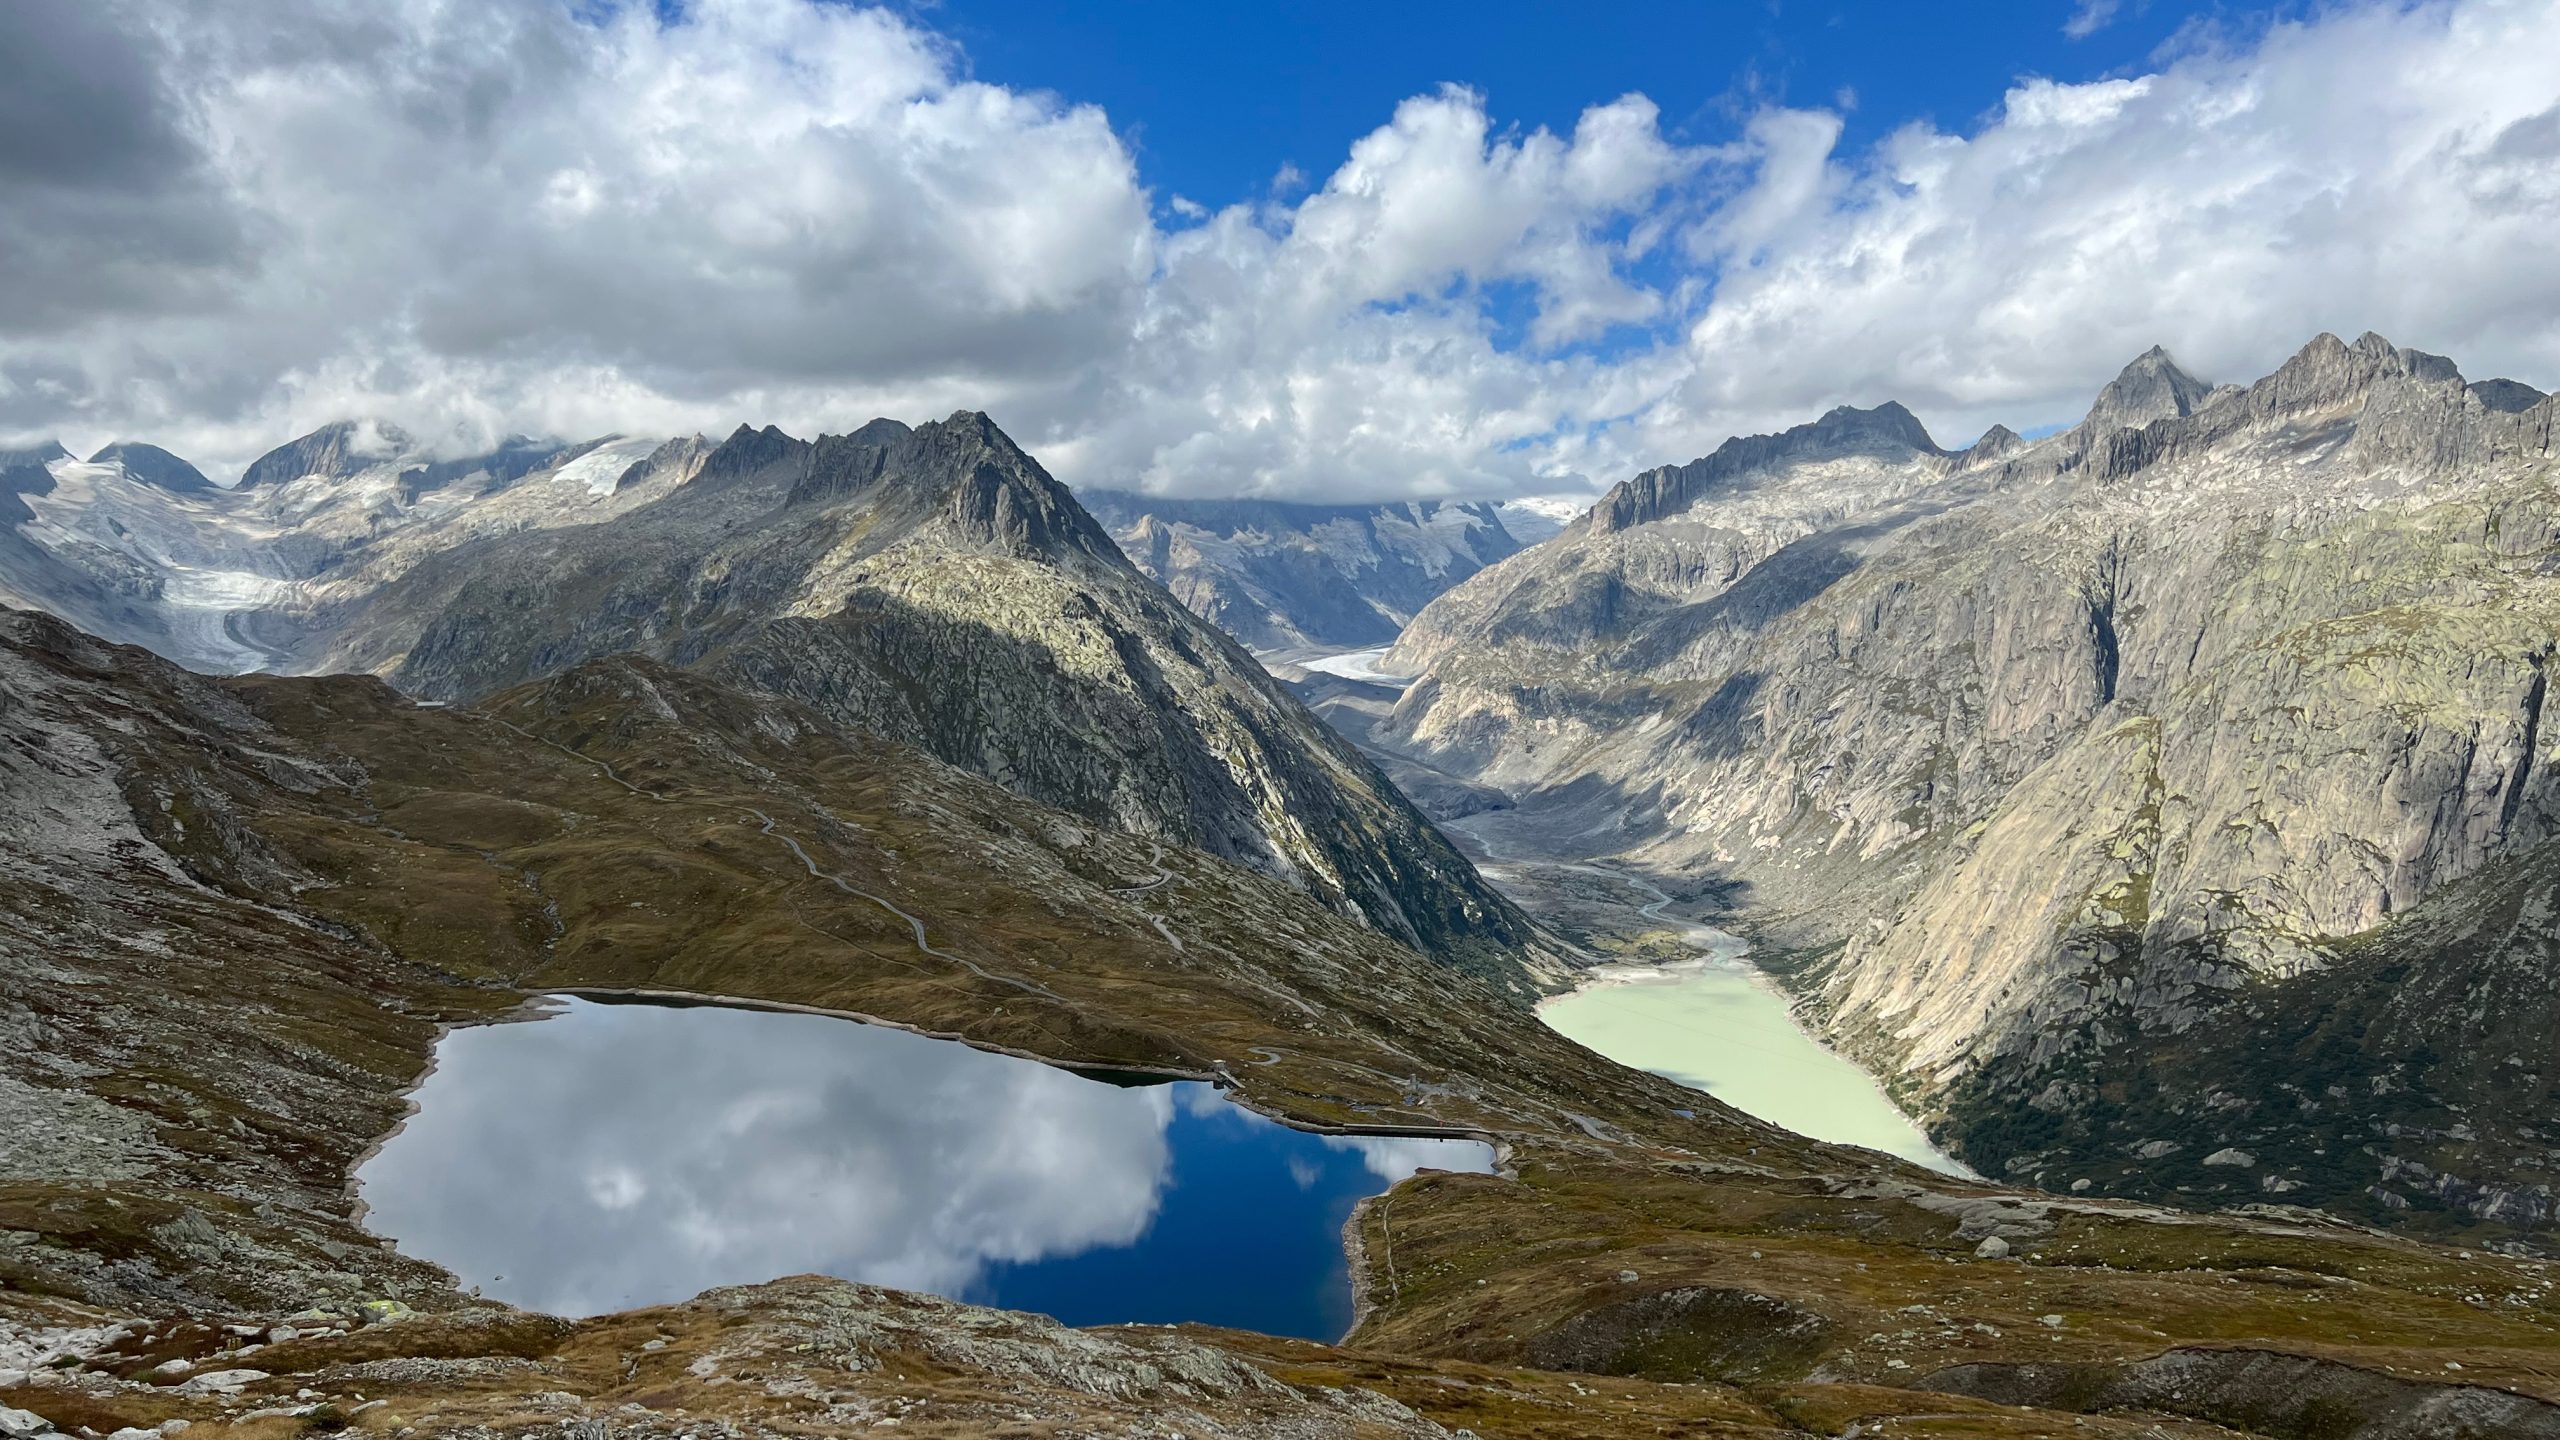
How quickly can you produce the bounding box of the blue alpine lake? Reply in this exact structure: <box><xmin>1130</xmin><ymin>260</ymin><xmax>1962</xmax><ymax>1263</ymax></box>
<box><xmin>353</xmin><ymin>996</ymin><xmax>1493</xmax><ymax>1339</ymax></box>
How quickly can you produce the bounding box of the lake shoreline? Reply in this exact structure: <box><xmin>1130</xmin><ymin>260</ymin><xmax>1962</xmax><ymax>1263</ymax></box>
<box><xmin>1428</xmin><ymin>805</ymin><xmax>1974</xmax><ymax>1179</ymax></box>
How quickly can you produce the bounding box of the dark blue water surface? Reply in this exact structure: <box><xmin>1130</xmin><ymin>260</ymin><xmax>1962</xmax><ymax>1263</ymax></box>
<box><xmin>355</xmin><ymin>996</ymin><xmax>1492</xmax><ymax>1340</ymax></box>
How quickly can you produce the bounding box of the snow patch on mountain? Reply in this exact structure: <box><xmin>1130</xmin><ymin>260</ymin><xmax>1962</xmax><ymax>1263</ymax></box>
<box><xmin>553</xmin><ymin>437</ymin><xmax>665</xmax><ymax>497</ymax></box>
<box><xmin>1497</xmin><ymin>495</ymin><xmax>1588</xmax><ymax>542</ymax></box>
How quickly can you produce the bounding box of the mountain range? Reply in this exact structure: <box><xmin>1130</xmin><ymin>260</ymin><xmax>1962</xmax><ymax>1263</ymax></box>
<box><xmin>1381</xmin><ymin>332</ymin><xmax>2560</xmax><ymax>1240</ymax></box>
<box><xmin>4</xmin><ymin>572</ymin><xmax>2553</xmax><ymax>1438</ymax></box>
<box><xmin>0</xmin><ymin>413</ymin><xmax>1552</xmax><ymax>988</ymax></box>
<box><xmin>1078</xmin><ymin>490</ymin><xmax>1528</xmax><ymax>652</ymax></box>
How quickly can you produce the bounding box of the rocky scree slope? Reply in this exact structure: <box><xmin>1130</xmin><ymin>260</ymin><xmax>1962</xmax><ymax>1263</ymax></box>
<box><xmin>310</xmin><ymin>414</ymin><xmax>1555</xmax><ymax>989</ymax></box>
<box><xmin>5</xmin><ymin>605</ymin><xmax>2558</xmax><ymax>1439</ymax></box>
<box><xmin>1383</xmin><ymin>333</ymin><xmax>2560</xmax><ymax>1242</ymax></box>
<box><xmin>1079</xmin><ymin>490</ymin><xmax>1527</xmax><ymax>651</ymax></box>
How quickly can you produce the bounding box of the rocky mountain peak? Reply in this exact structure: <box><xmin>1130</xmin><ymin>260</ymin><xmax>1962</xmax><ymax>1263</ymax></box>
<box><xmin>841</xmin><ymin>416</ymin><xmax>914</xmax><ymax>448</ymax></box>
<box><xmin>89</xmin><ymin>442</ymin><xmax>213</xmax><ymax>494</ymax></box>
<box><xmin>697</xmin><ymin>423</ymin><xmax>803</xmax><ymax>486</ymax></box>
<box><xmin>1959</xmin><ymin>423</ymin><xmax>2026</xmax><ymax>469</ymax></box>
<box><xmin>2470</xmin><ymin>377</ymin><xmax>2550</xmax><ymax>414</ymax></box>
<box><xmin>2257</xmin><ymin>331</ymin><xmax>2465</xmax><ymax>415</ymax></box>
<box><xmin>1814</xmin><ymin>399</ymin><xmax>1941</xmax><ymax>453</ymax></box>
<box><xmin>237</xmin><ymin>420</ymin><xmax>414</xmax><ymax>490</ymax></box>
<box><xmin>0</xmin><ymin>439</ymin><xmax>71</xmax><ymax>472</ymax></box>
<box><xmin>714</xmin><ymin>413</ymin><xmax>1122</xmax><ymax>568</ymax></box>
<box><xmin>906</xmin><ymin>411</ymin><xmax>1125</xmax><ymax>566</ymax></box>
<box><xmin>1590</xmin><ymin>400</ymin><xmax>1944</xmax><ymax>535</ymax></box>
<box><xmin>2083</xmin><ymin>344</ymin><xmax>2215</xmax><ymax>434</ymax></box>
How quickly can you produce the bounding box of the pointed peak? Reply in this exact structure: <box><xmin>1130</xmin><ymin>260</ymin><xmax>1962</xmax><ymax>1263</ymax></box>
<box><xmin>923</xmin><ymin>409</ymin><xmax>1027</xmax><ymax>456</ymax></box>
<box><xmin>90</xmin><ymin>441</ymin><xmax>213</xmax><ymax>494</ymax></box>
<box><xmin>1968</xmin><ymin>423</ymin><xmax>2024</xmax><ymax>458</ymax></box>
<box><xmin>2086</xmin><ymin>345</ymin><xmax>2213</xmax><ymax>433</ymax></box>
<box><xmin>891</xmin><ymin>413</ymin><xmax>1122</xmax><ymax>565</ymax></box>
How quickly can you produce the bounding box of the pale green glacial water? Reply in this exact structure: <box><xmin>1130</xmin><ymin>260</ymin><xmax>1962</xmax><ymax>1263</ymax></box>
<box><xmin>1540</xmin><ymin>945</ymin><xmax>1972</xmax><ymax>1177</ymax></box>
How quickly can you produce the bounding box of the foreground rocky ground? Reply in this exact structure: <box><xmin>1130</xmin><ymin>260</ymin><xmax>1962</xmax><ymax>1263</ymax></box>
<box><xmin>5</xmin><ymin>609</ymin><xmax>2559</xmax><ymax>1438</ymax></box>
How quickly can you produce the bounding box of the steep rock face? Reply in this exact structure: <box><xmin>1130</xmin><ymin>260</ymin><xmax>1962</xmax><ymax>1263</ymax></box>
<box><xmin>1385</xmin><ymin>334</ymin><xmax>2560</xmax><ymax>1231</ymax></box>
<box><xmin>326</xmin><ymin>415</ymin><xmax>1554</xmax><ymax>987</ymax></box>
<box><xmin>1080</xmin><ymin>491</ymin><xmax>1526</xmax><ymax>651</ymax></box>
<box><xmin>1384</xmin><ymin>401</ymin><xmax>1979</xmax><ymax>791</ymax></box>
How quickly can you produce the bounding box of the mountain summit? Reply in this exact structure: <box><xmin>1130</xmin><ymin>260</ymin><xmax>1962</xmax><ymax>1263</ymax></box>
<box><xmin>238</xmin><ymin>419</ymin><xmax>415</xmax><ymax>489</ymax></box>
<box><xmin>2082</xmin><ymin>344</ymin><xmax>2216</xmax><ymax>434</ymax></box>
<box><xmin>1591</xmin><ymin>400</ymin><xmax>1944</xmax><ymax>535</ymax></box>
<box><xmin>89</xmin><ymin>441</ymin><xmax>213</xmax><ymax>493</ymax></box>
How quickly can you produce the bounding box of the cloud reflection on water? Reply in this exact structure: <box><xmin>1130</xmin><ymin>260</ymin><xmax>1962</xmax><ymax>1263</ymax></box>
<box><xmin>357</xmin><ymin>998</ymin><xmax>1491</xmax><ymax>1327</ymax></box>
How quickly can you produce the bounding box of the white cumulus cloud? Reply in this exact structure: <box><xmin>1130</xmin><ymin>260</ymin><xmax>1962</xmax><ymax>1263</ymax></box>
<box><xmin>1</xmin><ymin>0</ymin><xmax>2555</xmax><ymax>504</ymax></box>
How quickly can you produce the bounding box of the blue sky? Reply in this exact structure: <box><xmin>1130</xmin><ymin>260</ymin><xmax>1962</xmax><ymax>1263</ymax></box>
<box><xmin>923</xmin><ymin>1</ymin><xmax>2218</xmax><ymax>216</ymax></box>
